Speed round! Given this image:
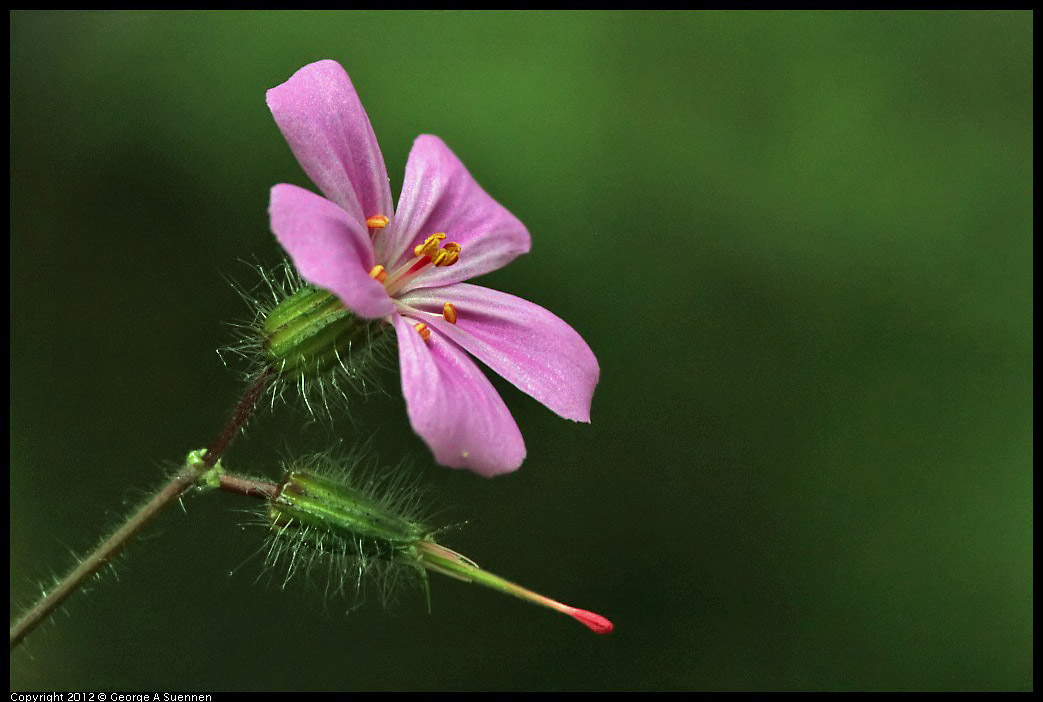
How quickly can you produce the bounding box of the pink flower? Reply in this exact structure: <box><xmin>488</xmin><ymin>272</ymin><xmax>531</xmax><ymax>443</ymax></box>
<box><xmin>266</xmin><ymin>60</ymin><xmax>599</xmax><ymax>477</ymax></box>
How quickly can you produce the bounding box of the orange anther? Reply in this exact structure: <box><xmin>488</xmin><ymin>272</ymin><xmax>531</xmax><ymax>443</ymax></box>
<box><xmin>368</xmin><ymin>264</ymin><xmax>388</xmax><ymax>283</ymax></box>
<box><xmin>366</xmin><ymin>215</ymin><xmax>389</xmax><ymax>229</ymax></box>
<box><xmin>442</xmin><ymin>302</ymin><xmax>458</xmax><ymax>324</ymax></box>
<box><xmin>435</xmin><ymin>250</ymin><xmax>459</xmax><ymax>267</ymax></box>
<box><xmin>414</xmin><ymin>322</ymin><xmax>431</xmax><ymax>341</ymax></box>
<box><xmin>414</xmin><ymin>232</ymin><xmax>447</xmax><ymax>258</ymax></box>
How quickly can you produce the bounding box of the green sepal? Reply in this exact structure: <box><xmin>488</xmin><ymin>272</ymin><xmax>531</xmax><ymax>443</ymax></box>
<box><xmin>262</xmin><ymin>285</ymin><xmax>387</xmax><ymax>379</ymax></box>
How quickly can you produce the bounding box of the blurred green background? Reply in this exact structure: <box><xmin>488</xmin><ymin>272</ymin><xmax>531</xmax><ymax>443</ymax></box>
<box><xmin>10</xmin><ymin>10</ymin><xmax>1032</xmax><ymax>691</ymax></box>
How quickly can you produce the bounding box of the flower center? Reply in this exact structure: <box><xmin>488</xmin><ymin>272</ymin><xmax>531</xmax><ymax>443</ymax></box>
<box><xmin>375</xmin><ymin>232</ymin><xmax>461</xmax><ymax>298</ymax></box>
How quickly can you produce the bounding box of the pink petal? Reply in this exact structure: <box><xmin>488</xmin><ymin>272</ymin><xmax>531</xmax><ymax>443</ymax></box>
<box><xmin>393</xmin><ymin>312</ymin><xmax>526</xmax><ymax>476</ymax></box>
<box><xmin>399</xmin><ymin>284</ymin><xmax>599</xmax><ymax>422</ymax></box>
<box><xmin>269</xmin><ymin>184</ymin><xmax>393</xmax><ymax>319</ymax></box>
<box><xmin>381</xmin><ymin>135</ymin><xmax>530</xmax><ymax>289</ymax></box>
<box><xmin>266</xmin><ymin>60</ymin><xmax>394</xmax><ymax>227</ymax></box>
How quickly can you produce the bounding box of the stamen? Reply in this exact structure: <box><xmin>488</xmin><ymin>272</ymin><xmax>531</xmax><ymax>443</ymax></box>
<box><xmin>382</xmin><ymin>256</ymin><xmax>432</xmax><ymax>297</ymax></box>
<box><xmin>366</xmin><ymin>215</ymin><xmax>389</xmax><ymax>229</ymax></box>
<box><xmin>432</xmin><ymin>242</ymin><xmax>461</xmax><ymax>267</ymax></box>
<box><xmin>413</xmin><ymin>322</ymin><xmax>431</xmax><ymax>341</ymax></box>
<box><xmin>403</xmin><ymin>257</ymin><xmax>432</xmax><ymax>277</ymax></box>
<box><xmin>368</xmin><ymin>264</ymin><xmax>387</xmax><ymax>283</ymax></box>
<box><xmin>384</xmin><ymin>235</ymin><xmax>463</xmax><ymax>296</ymax></box>
<box><xmin>414</xmin><ymin>232</ymin><xmax>446</xmax><ymax>258</ymax></box>
<box><xmin>442</xmin><ymin>302</ymin><xmax>457</xmax><ymax>324</ymax></box>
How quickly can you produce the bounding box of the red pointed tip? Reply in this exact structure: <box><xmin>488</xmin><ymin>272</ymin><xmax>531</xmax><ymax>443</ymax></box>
<box><xmin>569</xmin><ymin>607</ymin><xmax>614</xmax><ymax>635</ymax></box>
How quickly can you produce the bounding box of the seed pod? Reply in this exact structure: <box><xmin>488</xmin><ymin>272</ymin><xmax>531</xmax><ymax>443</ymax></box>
<box><xmin>269</xmin><ymin>468</ymin><xmax>429</xmax><ymax>563</ymax></box>
<box><xmin>263</xmin><ymin>459</ymin><xmax>613</xmax><ymax>634</ymax></box>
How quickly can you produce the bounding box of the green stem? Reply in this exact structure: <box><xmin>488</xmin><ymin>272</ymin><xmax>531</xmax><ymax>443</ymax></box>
<box><xmin>10</xmin><ymin>373</ymin><xmax>272</xmax><ymax>652</ymax></box>
<box><xmin>9</xmin><ymin>463</ymin><xmax>202</xmax><ymax>650</ymax></box>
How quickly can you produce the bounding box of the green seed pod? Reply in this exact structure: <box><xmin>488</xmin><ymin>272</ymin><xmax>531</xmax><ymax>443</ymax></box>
<box><xmin>262</xmin><ymin>460</ymin><xmax>613</xmax><ymax>633</ymax></box>
<box><xmin>269</xmin><ymin>469</ymin><xmax>429</xmax><ymax>562</ymax></box>
<box><xmin>262</xmin><ymin>456</ymin><xmax>434</xmax><ymax>609</ymax></box>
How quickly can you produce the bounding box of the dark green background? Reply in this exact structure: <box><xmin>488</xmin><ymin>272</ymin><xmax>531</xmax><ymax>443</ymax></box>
<box><xmin>10</xmin><ymin>11</ymin><xmax>1032</xmax><ymax>691</ymax></box>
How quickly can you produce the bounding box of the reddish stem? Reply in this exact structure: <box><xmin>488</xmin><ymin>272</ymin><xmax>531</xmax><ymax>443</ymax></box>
<box><xmin>10</xmin><ymin>466</ymin><xmax>199</xmax><ymax>650</ymax></box>
<box><xmin>203</xmin><ymin>369</ymin><xmax>272</xmax><ymax>469</ymax></box>
<box><xmin>10</xmin><ymin>371</ymin><xmax>274</xmax><ymax>651</ymax></box>
<box><xmin>217</xmin><ymin>473</ymin><xmax>278</xmax><ymax>500</ymax></box>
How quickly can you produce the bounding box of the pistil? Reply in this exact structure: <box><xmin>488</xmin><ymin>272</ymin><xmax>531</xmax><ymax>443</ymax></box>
<box><xmin>416</xmin><ymin>541</ymin><xmax>614</xmax><ymax>635</ymax></box>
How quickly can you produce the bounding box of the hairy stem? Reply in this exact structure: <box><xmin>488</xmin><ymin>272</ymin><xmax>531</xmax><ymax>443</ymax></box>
<box><xmin>203</xmin><ymin>369</ymin><xmax>272</xmax><ymax>469</ymax></box>
<box><xmin>217</xmin><ymin>472</ymin><xmax>279</xmax><ymax>500</ymax></box>
<box><xmin>10</xmin><ymin>371</ymin><xmax>273</xmax><ymax>651</ymax></box>
<box><xmin>9</xmin><ymin>464</ymin><xmax>200</xmax><ymax>650</ymax></box>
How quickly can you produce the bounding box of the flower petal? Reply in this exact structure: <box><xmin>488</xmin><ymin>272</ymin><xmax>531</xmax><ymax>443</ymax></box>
<box><xmin>398</xmin><ymin>284</ymin><xmax>599</xmax><ymax>422</ymax></box>
<box><xmin>266</xmin><ymin>60</ymin><xmax>394</xmax><ymax>227</ymax></box>
<box><xmin>393</xmin><ymin>312</ymin><xmax>526</xmax><ymax>476</ymax></box>
<box><xmin>269</xmin><ymin>184</ymin><xmax>393</xmax><ymax>319</ymax></box>
<box><xmin>381</xmin><ymin>135</ymin><xmax>530</xmax><ymax>289</ymax></box>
